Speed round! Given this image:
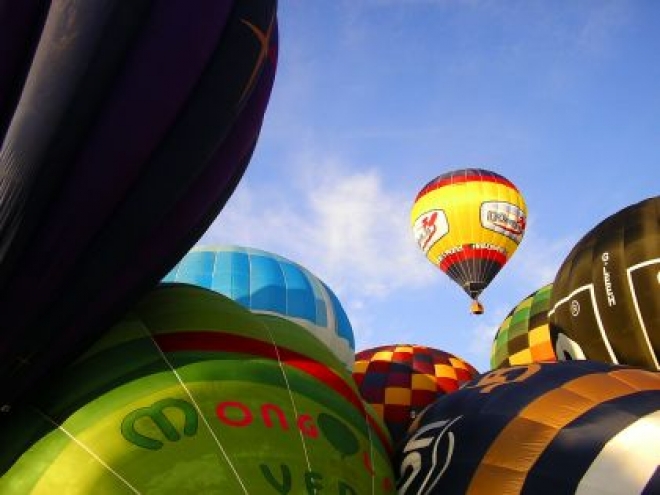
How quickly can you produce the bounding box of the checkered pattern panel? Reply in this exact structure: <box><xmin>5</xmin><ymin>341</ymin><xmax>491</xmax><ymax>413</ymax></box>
<box><xmin>353</xmin><ymin>344</ymin><xmax>479</xmax><ymax>445</ymax></box>
<box><xmin>490</xmin><ymin>284</ymin><xmax>557</xmax><ymax>369</ymax></box>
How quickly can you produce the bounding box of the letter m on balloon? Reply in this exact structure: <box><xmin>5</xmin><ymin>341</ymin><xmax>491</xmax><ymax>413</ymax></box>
<box><xmin>121</xmin><ymin>398</ymin><xmax>199</xmax><ymax>450</ymax></box>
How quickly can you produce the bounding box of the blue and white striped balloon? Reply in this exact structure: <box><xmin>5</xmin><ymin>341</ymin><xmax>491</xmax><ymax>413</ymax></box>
<box><xmin>163</xmin><ymin>245</ymin><xmax>356</xmax><ymax>369</ymax></box>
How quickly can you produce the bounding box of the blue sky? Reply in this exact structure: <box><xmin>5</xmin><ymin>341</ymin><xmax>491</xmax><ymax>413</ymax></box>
<box><xmin>199</xmin><ymin>1</ymin><xmax>660</xmax><ymax>372</ymax></box>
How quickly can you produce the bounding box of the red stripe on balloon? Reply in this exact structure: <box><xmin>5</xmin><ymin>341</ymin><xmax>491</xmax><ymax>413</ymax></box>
<box><xmin>415</xmin><ymin>173</ymin><xmax>517</xmax><ymax>201</ymax></box>
<box><xmin>155</xmin><ymin>331</ymin><xmax>393</xmax><ymax>454</ymax></box>
<box><xmin>439</xmin><ymin>246</ymin><xmax>507</xmax><ymax>272</ymax></box>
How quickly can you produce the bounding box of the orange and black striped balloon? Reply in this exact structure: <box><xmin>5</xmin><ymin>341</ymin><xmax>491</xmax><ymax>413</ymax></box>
<box><xmin>396</xmin><ymin>360</ymin><xmax>660</xmax><ymax>495</ymax></box>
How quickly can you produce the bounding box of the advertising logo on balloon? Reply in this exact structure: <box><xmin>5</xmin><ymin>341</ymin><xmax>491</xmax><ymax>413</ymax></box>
<box><xmin>464</xmin><ymin>363</ymin><xmax>541</xmax><ymax>394</ymax></box>
<box><xmin>121</xmin><ymin>398</ymin><xmax>198</xmax><ymax>450</ymax></box>
<box><xmin>600</xmin><ymin>252</ymin><xmax>617</xmax><ymax>307</ymax></box>
<box><xmin>397</xmin><ymin>416</ymin><xmax>462</xmax><ymax>494</ymax></box>
<box><xmin>121</xmin><ymin>397</ymin><xmax>393</xmax><ymax>494</ymax></box>
<box><xmin>413</xmin><ymin>210</ymin><xmax>449</xmax><ymax>253</ymax></box>
<box><xmin>481</xmin><ymin>201</ymin><xmax>526</xmax><ymax>243</ymax></box>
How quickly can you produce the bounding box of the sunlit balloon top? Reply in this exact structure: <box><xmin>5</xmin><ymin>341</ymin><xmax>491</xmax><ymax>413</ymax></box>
<box><xmin>163</xmin><ymin>245</ymin><xmax>356</xmax><ymax>369</ymax></box>
<box><xmin>0</xmin><ymin>285</ymin><xmax>394</xmax><ymax>494</ymax></box>
<box><xmin>411</xmin><ymin>168</ymin><xmax>527</xmax><ymax>314</ymax></box>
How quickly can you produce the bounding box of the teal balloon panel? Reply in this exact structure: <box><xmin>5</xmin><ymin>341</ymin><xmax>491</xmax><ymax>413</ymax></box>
<box><xmin>164</xmin><ymin>245</ymin><xmax>356</xmax><ymax>369</ymax></box>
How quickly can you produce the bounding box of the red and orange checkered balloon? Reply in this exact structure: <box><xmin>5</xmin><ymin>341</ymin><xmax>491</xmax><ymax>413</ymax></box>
<box><xmin>353</xmin><ymin>344</ymin><xmax>479</xmax><ymax>446</ymax></box>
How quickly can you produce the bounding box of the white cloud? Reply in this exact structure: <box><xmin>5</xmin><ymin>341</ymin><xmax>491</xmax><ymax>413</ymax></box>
<box><xmin>302</xmin><ymin>165</ymin><xmax>432</xmax><ymax>295</ymax></box>
<box><xmin>198</xmin><ymin>152</ymin><xmax>590</xmax><ymax>373</ymax></box>
<box><xmin>200</xmin><ymin>158</ymin><xmax>435</xmax><ymax>303</ymax></box>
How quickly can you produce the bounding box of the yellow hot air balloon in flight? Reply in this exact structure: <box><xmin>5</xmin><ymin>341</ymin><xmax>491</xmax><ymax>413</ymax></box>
<box><xmin>411</xmin><ymin>168</ymin><xmax>527</xmax><ymax>314</ymax></box>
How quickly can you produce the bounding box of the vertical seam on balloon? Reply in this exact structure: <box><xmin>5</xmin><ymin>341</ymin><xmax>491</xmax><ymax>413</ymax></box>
<box><xmin>303</xmin><ymin>265</ymin><xmax>323</xmax><ymax>327</ymax></box>
<box><xmin>145</xmin><ymin>333</ymin><xmax>249</xmax><ymax>494</ymax></box>
<box><xmin>276</xmin><ymin>257</ymin><xmax>288</xmax><ymax>317</ymax></box>
<box><xmin>245</xmin><ymin>247</ymin><xmax>253</xmax><ymax>310</ymax></box>
<box><xmin>478</xmin><ymin>169</ymin><xmax>491</xmax><ymax>301</ymax></box>
<box><xmin>211</xmin><ymin>250</ymin><xmax>219</xmax><ymax>294</ymax></box>
<box><xmin>475</xmin><ymin>170</ymin><xmax>489</xmax><ymax>300</ymax></box>
<box><xmin>459</xmin><ymin>169</ymin><xmax>473</xmax><ymax>297</ymax></box>
<box><xmin>316</xmin><ymin>275</ymin><xmax>338</xmax><ymax>340</ymax></box>
<box><xmin>450</xmin><ymin>170</ymin><xmax>470</xmax><ymax>299</ymax></box>
<box><xmin>37</xmin><ymin>411</ymin><xmax>142</xmax><ymax>494</ymax></box>
<box><xmin>366</xmin><ymin>408</ymin><xmax>378</xmax><ymax>495</ymax></box>
<box><xmin>460</xmin><ymin>169</ymin><xmax>480</xmax><ymax>300</ymax></box>
<box><xmin>472</xmin><ymin>171</ymin><xmax>488</xmax><ymax>301</ymax></box>
<box><xmin>262</xmin><ymin>321</ymin><xmax>314</xmax><ymax>473</ymax></box>
<box><xmin>627</xmin><ymin>258</ymin><xmax>660</xmax><ymax>370</ymax></box>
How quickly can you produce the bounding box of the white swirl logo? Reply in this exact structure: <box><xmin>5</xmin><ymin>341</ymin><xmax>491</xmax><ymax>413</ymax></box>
<box><xmin>554</xmin><ymin>332</ymin><xmax>587</xmax><ymax>361</ymax></box>
<box><xmin>398</xmin><ymin>416</ymin><xmax>462</xmax><ymax>494</ymax></box>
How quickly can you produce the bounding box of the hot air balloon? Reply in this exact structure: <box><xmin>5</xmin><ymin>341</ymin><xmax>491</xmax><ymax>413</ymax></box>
<box><xmin>163</xmin><ymin>245</ymin><xmax>356</xmax><ymax>370</ymax></box>
<box><xmin>0</xmin><ymin>284</ymin><xmax>395</xmax><ymax>494</ymax></box>
<box><xmin>397</xmin><ymin>360</ymin><xmax>660</xmax><ymax>495</ymax></box>
<box><xmin>548</xmin><ymin>196</ymin><xmax>660</xmax><ymax>371</ymax></box>
<box><xmin>0</xmin><ymin>2</ymin><xmax>50</xmax><ymax>141</ymax></box>
<box><xmin>411</xmin><ymin>168</ymin><xmax>527</xmax><ymax>314</ymax></box>
<box><xmin>0</xmin><ymin>1</ymin><xmax>278</xmax><ymax>407</ymax></box>
<box><xmin>491</xmin><ymin>283</ymin><xmax>557</xmax><ymax>369</ymax></box>
<box><xmin>353</xmin><ymin>344</ymin><xmax>479</xmax><ymax>447</ymax></box>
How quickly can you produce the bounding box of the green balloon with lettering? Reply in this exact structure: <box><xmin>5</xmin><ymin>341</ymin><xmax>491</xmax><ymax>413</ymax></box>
<box><xmin>0</xmin><ymin>284</ymin><xmax>394</xmax><ymax>494</ymax></box>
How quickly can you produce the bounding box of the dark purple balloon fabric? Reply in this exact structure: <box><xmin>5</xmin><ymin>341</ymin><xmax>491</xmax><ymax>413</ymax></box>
<box><xmin>0</xmin><ymin>0</ymin><xmax>278</xmax><ymax>406</ymax></box>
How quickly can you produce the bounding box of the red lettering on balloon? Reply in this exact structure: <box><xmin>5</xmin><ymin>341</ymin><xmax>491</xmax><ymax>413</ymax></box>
<box><xmin>297</xmin><ymin>414</ymin><xmax>318</xmax><ymax>438</ymax></box>
<box><xmin>216</xmin><ymin>401</ymin><xmax>253</xmax><ymax>427</ymax></box>
<box><xmin>261</xmin><ymin>403</ymin><xmax>289</xmax><ymax>430</ymax></box>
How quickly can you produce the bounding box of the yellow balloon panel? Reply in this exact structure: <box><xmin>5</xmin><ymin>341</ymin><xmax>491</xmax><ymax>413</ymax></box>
<box><xmin>411</xmin><ymin>169</ymin><xmax>527</xmax><ymax>299</ymax></box>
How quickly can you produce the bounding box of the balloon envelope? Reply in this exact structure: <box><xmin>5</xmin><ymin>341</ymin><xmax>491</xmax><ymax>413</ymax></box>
<box><xmin>397</xmin><ymin>361</ymin><xmax>660</xmax><ymax>495</ymax></box>
<box><xmin>0</xmin><ymin>285</ymin><xmax>394</xmax><ymax>494</ymax></box>
<box><xmin>0</xmin><ymin>1</ymin><xmax>278</xmax><ymax>405</ymax></box>
<box><xmin>163</xmin><ymin>245</ymin><xmax>356</xmax><ymax>369</ymax></box>
<box><xmin>548</xmin><ymin>196</ymin><xmax>660</xmax><ymax>370</ymax></box>
<box><xmin>0</xmin><ymin>1</ymin><xmax>50</xmax><ymax>141</ymax></box>
<box><xmin>411</xmin><ymin>168</ymin><xmax>527</xmax><ymax>312</ymax></box>
<box><xmin>353</xmin><ymin>344</ymin><xmax>478</xmax><ymax>447</ymax></box>
<box><xmin>491</xmin><ymin>283</ymin><xmax>557</xmax><ymax>369</ymax></box>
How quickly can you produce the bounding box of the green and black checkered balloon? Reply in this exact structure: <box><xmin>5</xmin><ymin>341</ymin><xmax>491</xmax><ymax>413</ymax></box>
<box><xmin>491</xmin><ymin>284</ymin><xmax>557</xmax><ymax>369</ymax></box>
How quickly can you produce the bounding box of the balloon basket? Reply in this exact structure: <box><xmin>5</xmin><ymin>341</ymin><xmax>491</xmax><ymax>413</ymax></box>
<box><xmin>470</xmin><ymin>300</ymin><xmax>484</xmax><ymax>315</ymax></box>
